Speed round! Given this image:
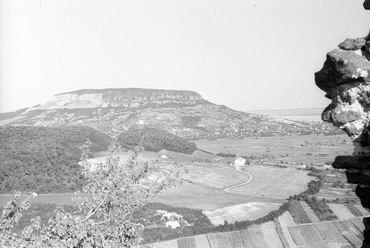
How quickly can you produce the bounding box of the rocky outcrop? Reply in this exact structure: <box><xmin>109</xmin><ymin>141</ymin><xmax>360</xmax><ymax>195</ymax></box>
<box><xmin>33</xmin><ymin>88</ymin><xmax>210</xmax><ymax>110</ymax></box>
<box><xmin>315</xmin><ymin>2</ymin><xmax>370</xmax><ymax>247</ymax></box>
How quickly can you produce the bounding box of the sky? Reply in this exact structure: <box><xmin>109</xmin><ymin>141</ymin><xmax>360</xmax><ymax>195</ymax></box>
<box><xmin>1</xmin><ymin>0</ymin><xmax>369</xmax><ymax>113</ymax></box>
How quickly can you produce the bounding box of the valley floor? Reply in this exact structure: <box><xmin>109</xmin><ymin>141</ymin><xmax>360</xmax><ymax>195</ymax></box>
<box><xmin>139</xmin><ymin>204</ymin><xmax>370</xmax><ymax>248</ymax></box>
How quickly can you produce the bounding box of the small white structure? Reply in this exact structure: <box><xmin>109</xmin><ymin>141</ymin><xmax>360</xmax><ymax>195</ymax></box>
<box><xmin>79</xmin><ymin>159</ymin><xmax>102</xmax><ymax>172</ymax></box>
<box><xmin>165</xmin><ymin>220</ymin><xmax>180</xmax><ymax>229</ymax></box>
<box><xmin>234</xmin><ymin>157</ymin><xmax>246</xmax><ymax>166</ymax></box>
<box><xmin>160</xmin><ymin>154</ymin><xmax>168</xmax><ymax>159</ymax></box>
<box><xmin>297</xmin><ymin>164</ymin><xmax>307</xmax><ymax>169</ymax></box>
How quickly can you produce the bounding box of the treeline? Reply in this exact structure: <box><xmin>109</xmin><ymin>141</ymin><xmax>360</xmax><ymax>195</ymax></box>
<box><xmin>141</xmin><ymin>201</ymin><xmax>291</xmax><ymax>244</ymax></box>
<box><xmin>216</xmin><ymin>152</ymin><xmax>236</xmax><ymax>158</ymax></box>
<box><xmin>6</xmin><ymin>203</ymin><xmax>79</xmax><ymax>234</ymax></box>
<box><xmin>142</xmin><ymin>176</ymin><xmax>328</xmax><ymax>243</ymax></box>
<box><xmin>118</xmin><ymin>127</ymin><xmax>197</xmax><ymax>154</ymax></box>
<box><xmin>0</xmin><ymin>126</ymin><xmax>111</xmax><ymax>193</ymax></box>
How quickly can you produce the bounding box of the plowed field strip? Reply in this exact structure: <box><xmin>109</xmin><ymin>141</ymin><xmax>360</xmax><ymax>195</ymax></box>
<box><xmin>328</xmin><ymin>204</ymin><xmax>356</xmax><ymax>220</ymax></box>
<box><xmin>299</xmin><ymin>201</ymin><xmax>320</xmax><ymax>223</ymax></box>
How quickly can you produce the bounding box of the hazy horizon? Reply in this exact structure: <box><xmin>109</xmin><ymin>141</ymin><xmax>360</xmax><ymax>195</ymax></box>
<box><xmin>1</xmin><ymin>0</ymin><xmax>369</xmax><ymax>113</ymax></box>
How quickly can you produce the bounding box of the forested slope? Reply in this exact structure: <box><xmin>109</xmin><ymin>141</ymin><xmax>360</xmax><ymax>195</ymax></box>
<box><xmin>118</xmin><ymin>127</ymin><xmax>197</xmax><ymax>154</ymax></box>
<box><xmin>0</xmin><ymin>126</ymin><xmax>111</xmax><ymax>193</ymax></box>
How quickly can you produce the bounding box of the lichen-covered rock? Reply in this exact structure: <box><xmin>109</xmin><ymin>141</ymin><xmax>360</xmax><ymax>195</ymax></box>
<box><xmin>315</xmin><ymin>38</ymin><xmax>370</xmax><ymax>155</ymax></box>
<box><xmin>315</xmin><ymin>49</ymin><xmax>370</xmax><ymax>96</ymax></box>
<box><xmin>339</xmin><ymin>38</ymin><xmax>366</xmax><ymax>50</ymax></box>
<box><xmin>316</xmin><ymin>3</ymin><xmax>370</xmax><ymax>246</ymax></box>
<box><xmin>364</xmin><ymin>0</ymin><xmax>370</xmax><ymax>10</ymax></box>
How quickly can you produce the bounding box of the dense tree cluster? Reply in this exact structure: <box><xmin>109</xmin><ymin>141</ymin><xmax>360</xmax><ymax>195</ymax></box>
<box><xmin>117</xmin><ymin>127</ymin><xmax>197</xmax><ymax>154</ymax></box>
<box><xmin>0</xmin><ymin>141</ymin><xmax>182</xmax><ymax>247</ymax></box>
<box><xmin>216</xmin><ymin>152</ymin><xmax>236</xmax><ymax>158</ymax></box>
<box><xmin>0</xmin><ymin>126</ymin><xmax>111</xmax><ymax>193</ymax></box>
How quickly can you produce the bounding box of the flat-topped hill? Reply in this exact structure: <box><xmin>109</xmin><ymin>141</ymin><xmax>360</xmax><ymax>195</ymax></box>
<box><xmin>39</xmin><ymin>88</ymin><xmax>210</xmax><ymax>110</ymax></box>
<box><xmin>0</xmin><ymin>88</ymin><xmax>340</xmax><ymax>139</ymax></box>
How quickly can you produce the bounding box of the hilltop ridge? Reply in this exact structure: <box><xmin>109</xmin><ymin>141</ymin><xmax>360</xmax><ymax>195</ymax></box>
<box><xmin>0</xmin><ymin>88</ymin><xmax>339</xmax><ymax>139</ymax></box>
<box><xmin>34</xmin><ymin>88</ymin><xmax>210</xmax><ymax>110</ymax></box>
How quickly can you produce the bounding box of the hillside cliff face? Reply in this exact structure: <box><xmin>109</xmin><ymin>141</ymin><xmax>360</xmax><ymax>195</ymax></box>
<box><xmin>315</xmin><ymin>1</ymin><xmax>370</xmax><ymax>246</ymax></box>
<box><xmin>34</xmin><ymin>88</ymin><xmax>210</xmax><ymax>110</ymax></box>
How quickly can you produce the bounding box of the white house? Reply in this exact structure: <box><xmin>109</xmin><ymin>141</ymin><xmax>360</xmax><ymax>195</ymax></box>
<box><xmin>234</xmin><ymin>157</ymin><xmax>246</xmax><ymax>166</ymax></box>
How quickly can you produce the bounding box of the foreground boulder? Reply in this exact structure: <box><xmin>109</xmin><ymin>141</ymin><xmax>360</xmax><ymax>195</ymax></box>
<box><xmin>315</xmin><ymin>2</ymin><xmax>370</xmax><ymax>247</ymax></box>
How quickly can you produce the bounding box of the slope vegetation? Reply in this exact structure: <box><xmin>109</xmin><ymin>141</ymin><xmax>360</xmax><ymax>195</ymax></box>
<box><xmin>118</xmin><ymin>127</ymin><xmax>197</xmax><ymax>154</ymax></box>
<box><xmin>0</xmin><ymin>126</ymin><xmax>111</xmax><ymax>193</ymax></box>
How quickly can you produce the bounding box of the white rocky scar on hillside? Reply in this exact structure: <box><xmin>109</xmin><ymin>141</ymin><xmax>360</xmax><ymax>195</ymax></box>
<box><xmin>28</xmin><ymin>89</ymin><xmax>208</xmax><ymax>110</ymax></box>
<box><xmin>315</xmin><ymin>36</ymin><xmax>370</xmax><ymax>155</ymax></box>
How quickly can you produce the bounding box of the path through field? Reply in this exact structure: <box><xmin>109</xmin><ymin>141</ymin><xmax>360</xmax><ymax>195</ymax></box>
<box><xmin>224</xmin><ymin>164</ymin><xmax>253</xmax><ymax>194</ymax></box>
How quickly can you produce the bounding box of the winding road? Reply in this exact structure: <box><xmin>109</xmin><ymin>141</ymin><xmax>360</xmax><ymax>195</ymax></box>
<box><xmin>224</xmin><ymin>164</ymin><xmax>253</xmax><ymax>194</ymax></box>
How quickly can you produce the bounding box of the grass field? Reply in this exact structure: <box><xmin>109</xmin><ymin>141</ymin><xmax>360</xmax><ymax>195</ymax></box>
<box><xmin>196</xmin><ymin>134</ymin><xmax>353</xmax><ymax>165</ymax></box>
<box><xmin>229</xmin><ymin>165</ymin><xmax>313</xmax><ymax>199</ymax></box>
<box><xmin>203</xmin><ymin>202</ymin><xmax>280</xmax><ymax>225</ymax></box>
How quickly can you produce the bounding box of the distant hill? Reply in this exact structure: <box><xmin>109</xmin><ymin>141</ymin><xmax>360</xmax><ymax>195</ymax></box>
<box><xmin>0</xmin><ymin>126</ymin><xmax>111</xmax><ymax>194</ymax></box>
<box><xmin>0</xmin><ymin>88</ymin><xmax>339</xmax><ymax>139</ymax></box>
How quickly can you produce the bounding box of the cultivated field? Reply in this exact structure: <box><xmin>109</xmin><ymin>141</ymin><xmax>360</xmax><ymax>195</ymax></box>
<box><xmin>140</xmin><ymin>212</ymin><xmax>367</xmax><ymax>248</ymax></box>
<box><xmin>196</xmin><ymin>134</ymin><xmax>353</xmax><ymax>165</ymax></box>
<box><xmin>229</xmin><ymin>164</ymin><xmax>313</xmax><ymax>199</ymax></box>
<box><xmin>327</xmin><ymin>204</ymin><xmax>356</xmax><ymax>220</ymax></box>
<box><xmin>299</xmin><ymin>201</ymin><xmax>320</xmax><ymax>223</ymax></box>
<box><xmin>203</xmin><ymin>202</ymin><xmax>281</xmax><ymax>225</ymax></box>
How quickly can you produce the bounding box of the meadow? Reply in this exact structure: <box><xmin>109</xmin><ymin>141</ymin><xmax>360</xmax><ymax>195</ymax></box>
<box><xmin>1</xmin><ymin>134</ymin><xmax>356</xmax><ymax>231</ymax></box>
<box><xmin>195</xmin><ymin>133</ymin><xmax>353</xmax><ymax>165</ymax></box>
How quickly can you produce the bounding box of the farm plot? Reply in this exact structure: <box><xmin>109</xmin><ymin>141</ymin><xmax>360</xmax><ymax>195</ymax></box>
<box><xmin>148</xmin><ymin>239</ymin><xmax>178</xmax><ymax>248</ymax></box>
<box><xmin>203</xmin><ymin>202</ymin><xmax>280</xmax><ymax>225</ymax></box>
<box><xmin>313</xmin><ymin>222</ymin><xmax>348</xmax><ymax>244</ymax></box>
<box><xmin>345</xmin><ymin>204</ymin><xmax>363</xmax><ymax>217</ymax></box>
<box><xmin>355</xmin><ymin>205</ymin><xmax>370</xmax><ymax>216</ymax></box>
<box><xmin>230</xmin><ymin>165</ymin><xmax>313</xmax><ymax>199</ymax></box>
<box><xmin>343</xmin><ymin>220</ymin><xmax>364</xmax><ymax>239</ymax></box>
<box><xmin>260</xmin><ymin>222</ymin><xmax>284</xmax><ymax>248</ymax></box>
<box><xmin>289</xmin><ymin>201</ymin><xmax>311</xmax><ymax>224</ymax></box>
<box><xmin>247</xmin><ymin>228</ymin><xmax>270</xmax><ymax>248</ymax></box>
<box><xmin>342</xmin><ymin>231</ymin><xmax>363</xmax><ymax>248</ymax></box>
<box><xmin>349</xmin><ymin>218</ymin><xmax>365</xmax><ymax>233</ymax></box>
<box><xmin>239</xmin><ymin>230</ymin><xmax>253</xmax><ymax>248</ymax></box>
<box><xmin>205</xmin><ymin>232</ymin><xmax>244</xmax><ymax>248</ymax></box>
<box><xmin>278</xmin><ymin>211</ymin><xmax>295</xmax><ymax>226</ymax></box>
<box><xmin>206</xmin><ymin>232</ymin><xmax>239</xmax><ymax>248</ymax></box>
<box><xmin>299</xmin><ymin>201</ymin><xmax>320</xmax><ymax>223</ymax></box>
<box><xmin>332</xmin><ymin>220</ymin><xmax>364</xmax><ymax>241</ymax></box>
<box><xmin>274</xmin><ymin>217</ymin><xmax>295</xmax><ymax>248</ymax></box>
<box><xmin>288</xmin><ymin>225</ymin><xmax>330</xmax><ymax>248</ymax></box>
<box><xmin>327</xmin><ymin>204</ymin><xmax>356</xmax><ymax>220</ymax></box>
<box><xmin>177</xmin><ymin>237</ymin><xmax>196</xmax><ymax>248</ymax></box>
<box><xmin>194</xmin><ymin>235</ymin><xmax>210</xmax><ymax>248</ymax></box>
